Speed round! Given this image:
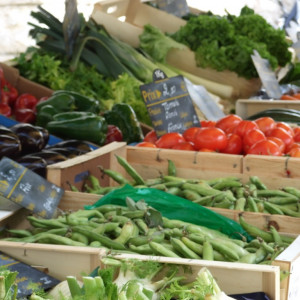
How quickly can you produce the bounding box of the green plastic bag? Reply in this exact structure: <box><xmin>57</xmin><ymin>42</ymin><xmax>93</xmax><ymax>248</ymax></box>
<box><xmin>85</xmin><ymin>184</ymin><xmax>252</xmax><ymax>241</ymax></box>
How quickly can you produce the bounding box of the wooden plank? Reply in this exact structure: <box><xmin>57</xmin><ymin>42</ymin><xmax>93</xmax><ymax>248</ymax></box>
<box><xmin>46</xmin><ymin>142</ymin><xmax>127</xmax><ymax>191</ymax></box>
<box><xmin>236</xmin><ymin>99</ymin><xmax>300</xmax><ymax>119</ymax></box>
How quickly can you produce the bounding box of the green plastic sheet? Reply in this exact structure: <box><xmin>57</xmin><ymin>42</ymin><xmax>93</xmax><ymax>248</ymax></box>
<box><xmin>85</xmin><ymin>184</ymin><xmax>252</xmax><ymax>241</ymax></box>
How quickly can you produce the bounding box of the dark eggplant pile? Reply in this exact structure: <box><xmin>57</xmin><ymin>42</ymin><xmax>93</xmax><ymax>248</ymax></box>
<box><xmin>0</xmin><ymin>123</ymin><xmax>94</xmax><ymax>177</ymax></box>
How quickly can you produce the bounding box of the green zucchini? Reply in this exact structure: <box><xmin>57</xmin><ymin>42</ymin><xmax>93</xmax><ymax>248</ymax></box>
<box><xmin>246</xmin><ymin>108</ymin><xmax>300</xmax><ymax>124</ymax></box>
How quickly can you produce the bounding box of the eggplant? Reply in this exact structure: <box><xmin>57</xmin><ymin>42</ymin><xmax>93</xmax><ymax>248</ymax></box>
<box><xmin>0</xmin><ymin>125</ymin><xmax>19</xmax><ymax>139</ymax></box>
<box><xmin>15</xmin><ymin>155</ymin><xmax>48</xmax><ymax>178</ymax></box>
<box><xmin>0</xmin><ymin>134</ymin><xmax>22</xmax><ymax>159</ymax></box>
<box><xmin>10</xmin><ymin>123</ymin><xmax>46</xmax><ymax>154</ymax></box>
<box><xmin>46</xmin><ymin>139</ymin><xmax>93</xmax><ymax>155</ymax></box>
<box><xmin>35</xmin><ymin>126</ymin><xmax>50</xmax><ymax>148</ymax></box>
<box><xmin>31</xmin><ymin>150</ymin><xmax>68</xmax><ymax>165</ymax></box>
<box><xmin>44</xmin><ymin>147</ymin><xmax>77</xmax><ymax>158</ymax></box>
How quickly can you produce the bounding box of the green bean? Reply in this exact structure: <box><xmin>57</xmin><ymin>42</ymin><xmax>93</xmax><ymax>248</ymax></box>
<box><xmin>235</xmin><ymin>197</ymin><xmax>246</xmax><ymax>211</ymax></box>
<box><xmin>149</xmin><ymin>241</ymin><xmax>180</xmax><ymax>258</ymax></box>
<box><xmin>164</xmin><ymin>180</ymin><xmax>185</xmax><ymax>187</ymax></box>
<box><xmin>282</xmin><ymin>186</ymin><xmax>300</xmax><ymax>198</ymax></box>
<box><xmin>95</xmin><ymin>204</ymin><xmax>128</xmax><ymax>214</ymax></box>
<box><xmin>212</xmin><ymin>179</ymin><xmax>242</xmax><ymax>190</ymax></box>
<box><xmin>170</xmin><ymin>238</ymin><xmax>201</xmax><ymax>259</ymax></box>
<box><xmin>181</xmin><ymin>237</ymin><xmax>203</xmax><ymax>255</ymax></box>
<box><xmin>202</xmin><ymin>240</ymin><xmax>214</xmax><ymax>261</ymax></box>
<box><xmin>273</xmin><ymin>205</ymin><xmax>300</xmax><ymax>217</ymax></box>
<box><xmin>192</xmin><ymin>194</ymin><xmax>215</xmax><ymax>206</ymax></box>
<box><xmin>213</xmin><ymin>199</ymin><xmax>233</xmax><ymax>209</ymax></box>
<box><xmin>239</xmin><ymin>215</ymin><xmax>273</xmax><ymax>242</ymax></box>
<box><xmin>263</xmin><ymin>201</ymin><xmax>284</xmax><ymax>215</ymax></box>
<box><xmin>35</xmin><ymin>233</ymin><xmax>86</xmax><ymax>247</ymax></box>
<box><xmin>186</xmin><ymin>224</ymin><xmax>230</xmax><ymax>240</ymax></box>
<box><xmin>247</xmin><ymin>183</ymin><xmax>258</xmax><ymax>197</ymax></box>
<box><xmin>122</xmin><ymin>210</ymin><xmax>145</xmax><ymax>219</ymax></box>
<box><xmin>164</xmin><ymin>228</ymin><xmax>184</xmax><ymax>238</ymax></box>
<box><xmin>87</xmin><ymin>175</ymin><xmax>102</xmax><ymax>190</ymax></box>
<box><xmin>267</xmin><ymin>196</ymin><xmax>299</xmax><ymax>205</ymax></box>
<box><xmin>269</xmin><ymin>225</ymin><xmax>282</xmax><ymax>245</ymax></box>
<box><xmin>109</xmin><ymin>215</ymin><xmax>130</xmax><ymax>225</ymax></box>
<box><xmin>150</xmin><ymin>183</ymin><xmax>167</xmax><ymax>191</ymax></box>
<box><xmin>246</xmin><ymin>196</ymin><xmax>259</xmax><ymax>212</ymax></box>
<box><xmin>27</xmin><ymin>216</ymin><xmax>67</xmax><ymax>229</ymax></box>
<box><xmin>167</xmin><ymin>160</ymin><xmax>177</xmax><ymax>176</ymax></box>
<box><xmin>134</xmin><ymin>218</ymin><xmax>148</xmax><ymax>235</ymax></box>
<box><xmin>238</xmin><ymin>252</ymin><xmax>257</xmax><ymax>264</ymax></box>
<box><xmin>166</xmin><ymin>187</ymin><xmax>181</xmax><ymax>196</ymax></box>
<box><xmin>71</xmin><ymin>226</ymin><xmax>126</xmax><ymax>250</ymax></box>
<box><xmin>181</xmin><ymin>182</ymin><xmax>221</xmax><ymax>197</ymax></box>
<box><xmin>144</xmin><ymin>178</ymin><xmax>163</xmax><ymax>187</ymax></box>
<box><xmin>129</xmin><ymin>244</ymin><xmax>154</xmax><ymax>255</ymax></box>
<box><xmin>256</xmin><ymin>189</ymin><xmax>298</xmax><ymax>199</ymax></box>
<box><xmin>115</xmin><ymin>155</ymin><xmax>145</xmax><ymax>185</ymax></box>
<box><xmin>114</xmin><ymin>221</ymin><xmax>138</xmax><ymax>245</ymax></box>
<box><xmin>206</xmin><ymin>176</ymin><xmax>240</xmax><ymax>186</ymax></box>
<box><xmin>234</xmin><ymin>187</ymin><xmax>245</xmax><ymax>199</ymax></box>
<box><xmin>128</xmin><ymin>231</ymin><xmax>165</xmax><ymax>246</ymax></box>
<box><xmin>162</xmin><ymin>217</ymin><xmax>188</xmax><ymax>229</ymax></box>
<box><xmin>69</xmin><ymin>232</ymin><xmax>89</xmax><ymax>245</ymax></box>
<box><xmin>99</xmin><ymin>166</ymin><xmax>131</xmax><ymax>185</ymax></box>
<box><xmin>6</xmin><ymin>229</ymin><xmax>32</xmax><ymax>238</ymax></box>
<box><xmin>89</xmin><ymin>241</ymin><xmax>102</xmax><ymax>248</ymax></box>
<box><xmin>162</xmin><ymin>175</ymin><xmax>186</xmax><ymax>183</ymax></box>
<box><xmin>249</xmin><ymin>176</ymin><xmax>267</xmax><ymax>190</ymax></box>
<box><xmin>181</xmin><ymin>189</ymin><xmax>204</xmax><ymax>202</ymax></box>
<box><xmin>92</xmin><ymin>222</ymin><xmax>120</xmax><ymax>235</ymax></box>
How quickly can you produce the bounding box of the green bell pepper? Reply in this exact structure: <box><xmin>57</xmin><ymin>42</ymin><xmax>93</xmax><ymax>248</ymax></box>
<box><xmin>103</xmin><ymin>103</ymin><xmax>144</xmax><ymax>144</ymax></box>
<box><xmin>46</xmin><ymin>112</ymin><xmax>108</xmax><ymax>145</ymax></box>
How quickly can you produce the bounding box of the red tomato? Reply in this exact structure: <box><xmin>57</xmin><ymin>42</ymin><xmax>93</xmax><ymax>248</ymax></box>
<box><xmin>254</xmin><ymin>117</ymin><xmax>276</xmax><ymax>136</ymax></box>
<box><xmin>183</xmin><ymin>127</ymin><xmax>200</xmax><ymax>144</ymax></box>
<box><xmin>143</xmin><ymin>130</ymin><xmax>158</xmax><ymax>144</ymax></box>
<box><xmin>215</xmin><ymin>114</ymin><xmax>242</xmax><ymax>134</ymax></box>
<box><xmin>285</xmin><ymin>142</ymin><xmax>300</xmax><ymax>153</ymax></box>
<box><xmin>247</xmin><ymin>140</ymin><xmax>282</xmax><ymax>156</ymax></box>
<box><xmin>2</xmin><ymin>81</ymin><xmax>18</xmax><ymax>105</ymax></box>
<box><xmin>221</xmin><ymin>133</ymin><xmax>243</xmax><ymax>155</ymax></box>
<box><xmin>171</xmin><ymin>141</ymin><xmax>195</xmax><ymax>151</ymax></box>
<box><xmin>294</xmin><ymin>131</ymin><xmax>300</xmax><ymax>143</ymax></box>
<box><xmin>242</xmin><ymin>128</ymin><xmax>266</xmax><ymax>154</ymax></box>
<box><xmin>287</xmin><ymin>147</ymin><xmax>300</xmax><ymax>157</ymax></box>
<box><xmin>136</xmin><ymin>141</ymin><xmax>157</xmax><ymax>148</ymax></box>
<box><xmin>104</xmin><ymin>125</ymin><xmax>123</xmax><ymax>145</ymax></box>
<box><xmin>198</xmin><ymin>148</ymin><xmax>216</xmax><ymax>152</ymax></box>
<box><xmin>269</xmin><ymin>127</ymin><xmax>294</xmax><ymax>148</ymax></box>
<box><xmin>0</xmin><ymin>103</ymin><xmax>12</xmax><ymax>117</ymax></box>
<box><xmin>200</xmin><ymin>120</ymin><xmax>216</xmax><ymax>127</ymax></box>
<box><xmin>293</xmin><ymin>127</ymin><xmax>300</xmax><ymax>136</ymax></box>
<box><xmin>14</xmin><ymin>93</ymin><xmax>38</xmax><ymax>111</ymax></box>
<box><xmin>276</xmin><ymin>122</ymin><xmax>294</xmax><ymax>137</ymax></box>
<box><xmin>193</xmin><ymin>127</ymin><xmax>227</xmax><ymax>151</ymax></box>
<box><xmin>267</xmin><ymin>136</ymin><xmax>286</xmax><ymax>153</ymax></box>
<box><xmin>233</xmin><ymin>120</ymin><xmax>259</xmax><ymax>137</ymax></box>
<box><xmin>155</xmin><ymin>132</ymin><xmax>186</xmax><ymax>149</ymax></box>
<box><xmin>14</xmin><ymin>108</ymin><xmax>36</xmax><ymax>124</ymax></box>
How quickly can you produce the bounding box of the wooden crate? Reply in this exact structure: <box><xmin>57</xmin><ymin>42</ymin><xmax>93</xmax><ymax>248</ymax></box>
<box><xmin>46</xmin><ymin>142</ymin><xmax>127</xmax><ymax>191</ymax></box>
<box><xmin>91</xmin><ymin>0</ymin><xmax>262</xmax><ymax>99</ymax></box>
<box><xmin>0</xmin><ymin>190</ymin><xmax>296</xmax><ymax>300</ymax></box>
<box><xmin>236</xmin><ymin>99</ymin><xmax>300</xmax><ymax>119</ymax></box>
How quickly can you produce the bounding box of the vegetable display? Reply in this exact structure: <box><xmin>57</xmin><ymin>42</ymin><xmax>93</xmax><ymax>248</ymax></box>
<box><xmin>81</xmin><ymin>156</ymin><xmax>300</xmax><ymax>218</ymax></box>
<box><xmin>3</xmin><ymin>197</ymin><xmax>293</xmax><ymax>265</ymax></box>
<box><xmin>137</xmin><ymin>114</ymin><xmax>300</xmax><ymax>157</ymax></box>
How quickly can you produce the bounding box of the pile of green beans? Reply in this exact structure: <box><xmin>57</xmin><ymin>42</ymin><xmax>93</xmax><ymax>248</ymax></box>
<box><xmin>3</xmin><ymin>204</ymin><xmax>294</xmax><ymax>265</ymax></box>
<box><xmin>82</xmin><ymin>156</ymin><xmax>300</xmax><ymax>218</ymax></box>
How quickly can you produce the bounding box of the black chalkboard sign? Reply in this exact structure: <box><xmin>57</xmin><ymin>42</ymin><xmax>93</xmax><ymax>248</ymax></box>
<box><xmin>0</xmin><ymin>251</ymin><xmax>60</xmax><ymax>297</ymax></box>
<box><xmin>0</xmin><ymin>157</ymin><xmax>64</xmax><ymax>218</ymax></box>
<box><xmin>251</xmin><ymin>50</ymin><xmax>282</xmax><ymax>99</ymax></box>
<box><xmin>156</xmin><ymin>0</ymin><xmax>189</xmax><ymax>17</ymax></box>
<box><xmin>140</xmin><ymin>69</ymin><xmax>200</xmax><ymax>137</ymax></box>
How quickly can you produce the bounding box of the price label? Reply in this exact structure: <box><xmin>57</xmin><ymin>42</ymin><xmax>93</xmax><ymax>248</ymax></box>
<box><xmin>0</xmin><ymin>157</ymin><xmax>64</xmax><ymax>218</ymax></box>
<box><xmin>140</xmin><ymin>69</ymin><xmax>200</xmax><ymax>137</ymax></box>
<box><xmin>251</xmin><ymin>50</ymin><xmax>282</xmax><ymax>99</ymax></box>
<box><xmin>156</xmin><ymin>0</ymin><xmax>189</xmax><ymax>17</ymax></box>
<box><xmin>0</xmin><ymin>251</ymin><xmax>60</xmax><ymax>298</ymax></box>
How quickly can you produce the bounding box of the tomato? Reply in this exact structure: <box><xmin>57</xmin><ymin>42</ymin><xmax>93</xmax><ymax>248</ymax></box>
<box><xmin>200</xmin><ymin>120</ymin><xmax>216</xmax><ymax>127</ymax></box>
<box><xmin>242</xmin><ymin>128</ymin><xmax>266</xmax><ymax>153</ymax></box>
<box><xmin>280</xmin><ymin>94</ymin><xmax>298</xmax><ymax>100</ymax></box>
<box><xmin>233</xmin><ymin>120</ymin><xmax>259</xmax><ymax>137</ymax></box>
<box><xmin>14</xmin><ymin>93</ymin><xmax>38</xmax><ymax>111</ymax></box>
<box><xmin>183</xmin><ymin>127</ymin><xmax>200</xmax><ymax>144</ymax></box>
<box><xmin>254</xmin><ymin>117</ymin><xmax>276</xmax><ymax>136</ymax></box>
<box><xmin>14</xmin><ymin>108</ymin><xmax>36</xmax><ymax>124</ymax></box>
<box><xmin>269</xmin><ymin>127</ymin><xmax>294</xmax><ymax>148</ymax></box>
<box><xmin>221</xmin><ymin>133</ymin><xmax>243</xmax><ymax>155</ymax></box>
<box><xmin>287</xmin><ymin>147</ymin><xmax>300</xmax><ymax>157</ymax></box>
<box><xmin>276</xmin><ymin>122</ymin><xmax>294</xmax><ymax>137</ymax></box>
<box><xmin>198</xmin><ymin>148</ymin><xmax>215</xmax><ymax>152</ymax></box>
<box><xmin>247</xmin><ymin>140</ymin><xmax>282</xmax><ymax>156</ymax></box>
<box><xmin>267</xmin><ymin>136</ymin><xmax>286</xmax><ymax>153</ymax></box>
<box><xmin>2</xmin><ymin>81</ymin><xmax>18</xmax><ymax>105</ymax></box>
<box><xmin>171</xmin><ymin>141</ymin><xmax>195</xmax><ymax>151</ymax></box>
<box><xmin>136</xmin><ymin>141</ymin><xmax>157</xmax><ymax>148</ymax></box>
<box><xmin>155</xmin><ymin>132</ymin><xmax>186</xmax><ymax>149</ymax></box>
<box><xmin>143</xmin><ymin>130</ymin><xmax>158</xmax><ymax>144</ymax></box>
<box><xmin>0</xmin><ymin>103</ymin><xmax>12</xmax><ymax>117</ymax></box>
<box><xmin>215</xmin><ymin>114</ymin><xmax>242</xmax><ymax>134</ymax></box>
<box><xmin>193</xmin><ymin>127</ymin><xmax>227</xmax><ymax>151</ymax></box>
<box><xmin>104</xmin><ymin>125</ymin><xmax>123</xmax><ymax>144</ymax></box>
<box><xmin>293</xmin><ymin>127</ymin><xmax>300</xmax><ymax>135</ymax></box>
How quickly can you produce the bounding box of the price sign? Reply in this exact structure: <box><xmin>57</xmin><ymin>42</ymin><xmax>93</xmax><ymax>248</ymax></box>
<box><xmin>0</xmin><ymin>157</ymin><xmax>64</xmax><ymax>218</ymax></box>
<box><xmin>140</xmin><ymin>69</ymin><xmax>200</xmax><ymax>137</ymax></box>
<box><xmin>0</xmin><ymin>251</ymin><xmax>60</xmax><ymax>298</ymax></box>
<box><xmin>251</xmin><ymin>50</ymin><xmax>282</xmax><ymax>99</ymax></box>
<box><xmin>156</xmin><ymin>0</ymin><xmax>189</xmax><ymax>17</ymax></box>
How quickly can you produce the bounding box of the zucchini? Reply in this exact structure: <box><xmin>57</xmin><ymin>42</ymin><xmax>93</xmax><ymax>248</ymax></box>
<box><xmin>246</xmin><ymin>108</ymin><xmax>300</xmax><ymax>124</ymax></box>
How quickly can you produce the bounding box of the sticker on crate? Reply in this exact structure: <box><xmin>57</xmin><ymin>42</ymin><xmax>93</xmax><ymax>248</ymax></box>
<box><xmin>140</xmin><ymin>69</ymin><xmax>200</xmax><ymax>137</ymax></box>
<box><xmin>0</xmin><ymin>157</ymin><xmax>64</xmax><ymax>218</ymax></box>
<box><xmin>0</xmin><ymin>251</ymin><xmax>60</xmax><ymax>298</ymax></box>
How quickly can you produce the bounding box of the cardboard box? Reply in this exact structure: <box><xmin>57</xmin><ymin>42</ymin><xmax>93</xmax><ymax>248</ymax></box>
<box><xmin>0</xmin><ymin>62</ymin><xmax>53</xmax><ymax>99</ymax></box>
<box><xmin>236</xmin><ymin>99</ymin><xmax>300</xmax><ymax>119</ymax></box>
<box><xmin>91</xmin><ymin>0</ymin><xmax>262</xmax><ymax>99</ymax></box>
